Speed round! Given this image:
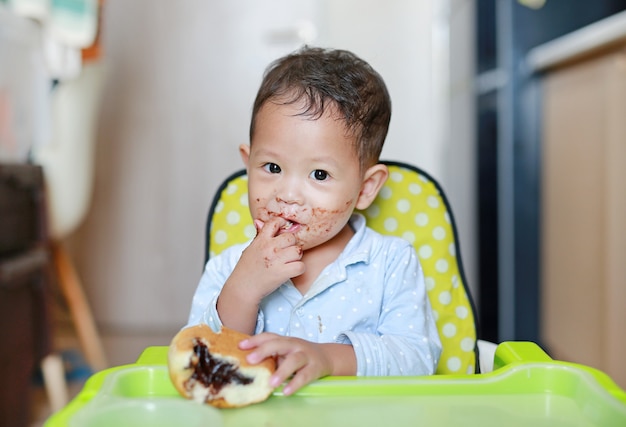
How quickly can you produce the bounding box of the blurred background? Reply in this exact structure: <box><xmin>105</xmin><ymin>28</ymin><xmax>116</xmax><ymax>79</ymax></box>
<box><xmin>1</xmin><ymin>0</ymin><xmax>626</xmax><ymax>425</ymax></box>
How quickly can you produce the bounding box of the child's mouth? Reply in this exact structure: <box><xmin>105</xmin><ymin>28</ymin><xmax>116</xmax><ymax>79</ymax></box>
<box><xmin>279</xmin><ymin>219</ymin><xmax>300</xmax><ymax>234</ymax></box>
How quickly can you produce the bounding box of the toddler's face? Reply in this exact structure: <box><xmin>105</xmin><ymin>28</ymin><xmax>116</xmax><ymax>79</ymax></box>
<box><xmin>241</xmin><ymin>100</ymin><xmax>365</xmax><ymax>251</ymax></box>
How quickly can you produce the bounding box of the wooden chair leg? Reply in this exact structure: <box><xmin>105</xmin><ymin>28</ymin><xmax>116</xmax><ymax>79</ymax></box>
<box><xmin>40</xmin><ymin>353</ymin><xmax>69</xmax><ymax>412</ymax></box>
<box><xmin>52</xmin><ymin>241</ymin><xmax>108</xmax><ymax>371</ymax></box>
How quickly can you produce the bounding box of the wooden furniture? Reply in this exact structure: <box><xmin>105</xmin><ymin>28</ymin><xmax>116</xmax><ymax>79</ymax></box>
<box><xmin>528</xmin><ymin>11</ymin><xmax>626</xmax><ymax>389</ymax></box>
<box><xmin>52</xmin><ymin>240</ymin><xmax>108</xmax><ymax>372</ymax></box>
<box><xmin>0</xmin><ymin>162</ymin><xmax>107</xmax><ymax>424</ymax></box>
<box><xmin>0</xmin><ymin>163</ymin><xmax>64</xmax><ymax>426</ymax></box>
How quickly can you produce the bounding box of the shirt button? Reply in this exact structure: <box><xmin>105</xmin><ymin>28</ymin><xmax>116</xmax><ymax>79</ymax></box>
<box><xmin>296</xmin><ymin>308</ymin><xmax>304</xmax><ymax>316</ymax></box>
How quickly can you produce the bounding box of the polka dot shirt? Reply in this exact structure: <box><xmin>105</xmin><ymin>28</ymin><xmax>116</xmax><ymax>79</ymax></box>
<box><xmin>186</xmin><ymin>214</ymin><xmax>442</xmax><ymax>376</ymax></box>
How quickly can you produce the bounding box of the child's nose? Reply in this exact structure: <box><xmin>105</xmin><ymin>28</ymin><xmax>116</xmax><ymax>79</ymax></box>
<box><xmin>275</xmin><ymin>178</ymin><xmax>303</xmax><ymax>205</ymax></box>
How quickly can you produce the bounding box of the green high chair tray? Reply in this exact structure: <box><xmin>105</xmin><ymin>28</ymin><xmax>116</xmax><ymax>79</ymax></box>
<box><xmin>45</xmin><ymin>341</ymin><xmax>626</xmax><ymax>427</ymax></box>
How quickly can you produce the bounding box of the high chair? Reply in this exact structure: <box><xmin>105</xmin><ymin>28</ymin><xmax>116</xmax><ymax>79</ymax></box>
<box><xmin>44</xmin><ymin>161</ymin><xmax>626</xmax><ymax>427</ymax></box>
<box><xmin>206</xmin><ymin>160</ymin><xmax>481</xmax><ymax>374</ymax></box>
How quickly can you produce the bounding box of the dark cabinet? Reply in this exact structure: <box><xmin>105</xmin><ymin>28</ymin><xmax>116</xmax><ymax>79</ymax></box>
<box><xmin>0</xmin><ymin>163</ymin><xmax>53</xmax><ymax>427</ymax></box>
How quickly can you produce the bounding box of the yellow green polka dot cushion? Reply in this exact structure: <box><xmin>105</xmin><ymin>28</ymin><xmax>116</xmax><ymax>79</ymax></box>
<box><xmin>207</xmin><ymin>171</ymin><xmax>254</xmax><ymax>259</ymax></box>
<box><xmin>206</xmin><ymin>162</ymin><xmax>479</xmax><ymax>375</ymax></box>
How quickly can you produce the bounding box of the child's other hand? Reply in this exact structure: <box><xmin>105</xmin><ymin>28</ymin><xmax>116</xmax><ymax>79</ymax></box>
<box><xmin>232</xmin><ymin>216</ymin><xmax>305</xmax><ymax>300</ymax></box>
<box><xmin>239</xmin><ymin>333</ymin><xmax>336</xmax><ymax>396</ymax></box>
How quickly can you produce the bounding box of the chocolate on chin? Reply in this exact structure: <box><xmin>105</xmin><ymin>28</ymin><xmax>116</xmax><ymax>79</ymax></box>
<box><xmin>168</xmin><ymin>324</ymin><xmax>276</xmax><ymax>408</ymax></box>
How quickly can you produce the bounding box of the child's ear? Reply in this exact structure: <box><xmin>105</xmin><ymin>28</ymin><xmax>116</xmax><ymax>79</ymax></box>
<box><xmin>239</xmin><ymin>144</ymin><xmax>251</xmax><ymax>168</ymax></box>
<box><xmin>355</xmin><ymin>164</ymin><xmax>388</xmax><ymax>210</ymax></box>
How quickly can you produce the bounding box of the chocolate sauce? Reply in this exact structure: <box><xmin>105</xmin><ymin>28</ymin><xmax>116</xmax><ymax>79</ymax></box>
<box><xmin>186</xmin><ymin>339</ymin><xmax>253</xmax><ymax>395</ymax></box>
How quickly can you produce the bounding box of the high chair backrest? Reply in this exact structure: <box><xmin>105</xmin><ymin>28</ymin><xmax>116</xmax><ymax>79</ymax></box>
<box><xmin>206</xmin><ymin>161</ymin><xmax>479</xmax><ymax>374</ymax></box>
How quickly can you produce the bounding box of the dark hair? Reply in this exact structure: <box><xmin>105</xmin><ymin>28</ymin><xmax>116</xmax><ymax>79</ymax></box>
<box><xmin>250</xmin><ymin>46</ymin><xmax>391</xmax><ymax>169</ymax></box>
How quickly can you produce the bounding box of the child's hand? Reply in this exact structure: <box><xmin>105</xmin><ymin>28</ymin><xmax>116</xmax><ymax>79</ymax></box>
<box><xmin>239</xmin><ymin>333</ymin><xmax>341</xmax><ymax>396</ymax></box>
<box><xmin>233</xmin><ymin>216</ymin><xmax>305</xmax><ymax>299</ymax></box>
<box><xmin>217</xmin><ymin>216</ymin><xmax>305</xmax><ymax>334</ymax></box>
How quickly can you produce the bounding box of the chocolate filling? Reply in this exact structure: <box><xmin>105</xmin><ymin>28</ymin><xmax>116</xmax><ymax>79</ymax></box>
<box><xmin>186</xmin><ymin>339</ymin><xmax>253</xmax><ymax>396</ymax></box>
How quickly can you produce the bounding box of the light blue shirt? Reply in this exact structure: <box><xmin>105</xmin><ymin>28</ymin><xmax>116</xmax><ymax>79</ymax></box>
<box><xmin>186</xmin><ymin>214</ymin><xmax>442</xmax><ymax>376</ymax></box>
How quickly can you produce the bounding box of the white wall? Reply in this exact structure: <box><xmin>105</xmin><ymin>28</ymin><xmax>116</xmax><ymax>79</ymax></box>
<box><xmin>70</xmin><ymin>0</ymin><xmax>477</xmax><ymax>333</ymax></box>
<box><xmin>447</xmin><ymin>0</ymin><xmax>477</xmax><ymax>306</ymax></box>
<box><xmin>319</xmin><ymin>0</ymin><xmax>436</xmax><ymax>167</ymax></box>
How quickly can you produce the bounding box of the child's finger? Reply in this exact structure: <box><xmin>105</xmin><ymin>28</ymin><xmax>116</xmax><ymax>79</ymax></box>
<box><xmin>281</xmin><ymin>373</ymin><xmax>309</xmax><ymax>395</ymax></box>
<box><xmin>253</xmin><ymin>219</ymin><xmax>265</xmax><ymax>234</ymax></box>
<box><xmin>242</xmin><ymin>335</ymin><xmax>293</xmax><ymax>366</ymax></box>
<box><xmin>238</xmin><ymin>332</ymin><xmax>277</xmax><ymax>351</ymax></box>
<box><xmin>275</xmin><ymin>354</ymin><xmax>313</xmax><ymax>395</ymax></box>
<box><xmin>257</xmin><ymin>216</ymin><xmax>287</xmax><ymax>238</ymax></box>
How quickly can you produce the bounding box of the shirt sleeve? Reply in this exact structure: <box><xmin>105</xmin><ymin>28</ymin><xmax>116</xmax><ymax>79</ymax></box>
<box><xmin>339</xmin><ymin>242</ymin><xmax>442</xmax><ymax>376</ymax></box>
<box><xmin>185</xmin><ymin>243</ymin><xmax>248</xmax><ymax>332</ymax></box>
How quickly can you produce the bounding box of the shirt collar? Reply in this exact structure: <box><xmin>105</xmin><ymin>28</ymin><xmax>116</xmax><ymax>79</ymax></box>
<box><xmin>334</xmin><ymin>213</ymin><xmax>373</xmax><ymax>268</ymax></box>
<box><xmin>300</xmin><ymin>213</ymin><xmax>373</xmax><ymax>300</ymax></box>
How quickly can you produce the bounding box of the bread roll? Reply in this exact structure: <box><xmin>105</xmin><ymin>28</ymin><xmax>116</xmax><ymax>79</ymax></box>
<box><xmin>168</xmin><ymin>324</ymin><xmax>276</xmax><ymax>408</ymax></box>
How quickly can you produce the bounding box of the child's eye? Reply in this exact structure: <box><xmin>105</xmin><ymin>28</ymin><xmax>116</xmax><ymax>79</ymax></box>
<box><xmin>263</xmin><ymin>163</ymin><xmax>281</xmax><ymax>174</ymax></box>
<box><xmin>311</xmin><ymin>169</ymin><xmax>329</xmax><ymax>181</ymax></box>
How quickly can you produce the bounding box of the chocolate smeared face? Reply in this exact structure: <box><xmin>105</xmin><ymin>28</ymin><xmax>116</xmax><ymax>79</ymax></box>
<box><xmin>243</xmin><ymin>100</ymin><xmax>365</xmax><ymax>252</ymax></box>
<box><xmin>186</xmin><ymin>339</ymin><xmax>253</xmax><ymax>397</ymax></box>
